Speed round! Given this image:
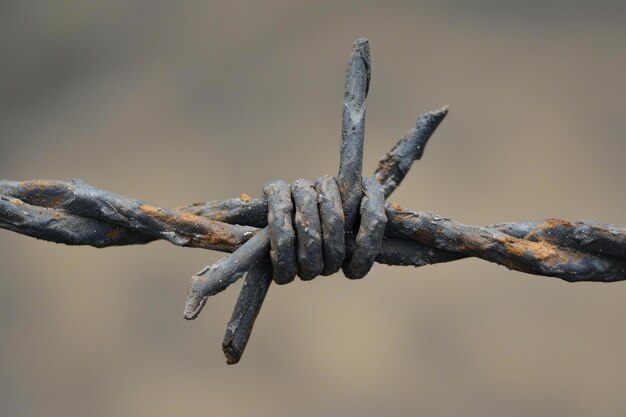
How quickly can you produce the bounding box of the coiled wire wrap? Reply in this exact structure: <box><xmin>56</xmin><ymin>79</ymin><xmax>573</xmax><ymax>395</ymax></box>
<box><xmin>265</xmin><ymin>176</ymin><xmax>386</xmax><ymax>283</ymax></box>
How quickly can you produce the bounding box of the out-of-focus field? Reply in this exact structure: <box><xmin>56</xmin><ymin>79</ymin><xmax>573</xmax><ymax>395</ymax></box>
<box><xmin>1</xmin><ymin>2</ymin><xmax>625</xmax><ymax>416</ymax></box>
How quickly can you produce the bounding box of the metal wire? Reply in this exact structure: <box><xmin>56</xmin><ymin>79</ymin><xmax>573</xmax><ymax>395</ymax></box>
<box><xmin>1</xmin><ymin>38</ymin><xmax>624</xmax><ymax>365</ymax></box>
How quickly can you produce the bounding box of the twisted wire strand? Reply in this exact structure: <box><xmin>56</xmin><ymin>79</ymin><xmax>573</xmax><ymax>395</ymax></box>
<box><xmin>0</xmin><ymin>38</ymin><xmax>624</xmax><ymax>365</ymax></box>
<box><xmin>2</xmin><ymin>182</ymin><xmax>621</xmax><ymax>277</ymax></box>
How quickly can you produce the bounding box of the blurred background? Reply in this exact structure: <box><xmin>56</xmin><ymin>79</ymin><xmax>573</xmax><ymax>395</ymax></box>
<box><xmin>1</xmin><ymin>1</ymin><xmax>625</xmax><ymax>416</ymax></box>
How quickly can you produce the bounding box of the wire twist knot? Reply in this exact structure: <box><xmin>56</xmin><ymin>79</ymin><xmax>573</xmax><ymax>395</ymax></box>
<box><xmin>265</xmin><ymin>175</ymin><xmax>386</xmax><ymax>284</ymax></box>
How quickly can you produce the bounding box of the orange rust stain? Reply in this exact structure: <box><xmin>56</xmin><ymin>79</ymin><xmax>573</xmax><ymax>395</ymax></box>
<box><xmin>18</xmin><ymin>180</ymin><xmax>70</xmax><ymax>207</ymax></box>
<box><xmin>139</xmin><ymin>204</ymin><xmax>253</xmax><ymax>250</ymax></box>
<box><xmin>544</xmin><ymin>218</ymin><xmax>573</xmax><ymax>228</ymax></box>
<box><xmin>179</xmin><ymin>212</ymin><xmax>201</xmax><ymax>223</ymax></box>
<box><xmin>106</xmin><ymin>228</ymin><xmax>123</xmax><ymax>240</ymax></box>
<box><xmin>194</xmin><ymin>224</ymin><xmax>245</xmax><ymax>249</ymax></box>
<box><xmin>209</xmin><ymin>211</ymin><xmax>226</xmax><ymax>222</ymax></box>
<box><xmin>376</xmin><ymin>156</ymin><xmax>397</xmax><ymax>177</ymax></box>
<box><xmin>139</xmin><ymin>204</ymin><xmax>160</xmax><ymax>215</ymax></box>
<box><xmin>21</xmin><ymin>179</ymin><xmax>49</xmax><ymax>189</ymax></box>
<box><xmin>526</xmin><ymin>218</ymin><xmax>574</xmax><ymax>242</ymax></box>
<box><xmin>27</xmin><ymin>194</ymin><xmax>64</xmax><ymax>208</ymax></box>
<box><xmin>390</xmin><ymin>210</ymin><xmax>412</xmax><ymax>221</ymax></box>
<box><xmin>140</xmin><ymin>204</ymin><xmax>170</xmax><ymax>221</ymax></box>
<box><xmin>141</xmin><ymin>204</ymin><xmax>199</xmax><ymax>224</ymax></box>
<box><xmin>389</xmin><ymin>202</ymin><xmax>402</xmax><ymax>211</ymax></box>
<box><xmin>495</xmin><ymin>235</ymin><xmax>577</xmax><ymax>267</ymax></box>
<box><xmin>9</xmin><ymin>197</ymin><xmax>24</xmax><ymax>205</ymax></box>
<box><xmin>239</xmin><ymin>193</ymin><xmax>251</xmax><ymax>203</ymax></box>
<box><xmin>534</xmin><ymin>218</ymin><xmax>574</xmax><ymax>234</ymax></box>
<box><xmin>497</xmin><ymin>236</ymin><xmax>528</xmax><ymax>257</ymax></box>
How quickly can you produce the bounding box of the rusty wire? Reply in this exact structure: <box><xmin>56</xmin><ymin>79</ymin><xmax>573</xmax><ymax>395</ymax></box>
<box><xmin>1</xmin><ymin>38</ymin><xmax>624</xmax><ymax>365</ymax></box>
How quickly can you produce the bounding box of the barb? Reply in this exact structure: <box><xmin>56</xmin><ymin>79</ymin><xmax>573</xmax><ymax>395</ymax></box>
<box><xmin>1</xmin><ymin>38</ymin><xmax>624</xmax><ymax>365</ymax></box>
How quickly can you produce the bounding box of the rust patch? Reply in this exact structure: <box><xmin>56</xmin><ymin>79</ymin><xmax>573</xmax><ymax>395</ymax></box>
<box><xmin>9</xmin><ymin>197</ymin><xmax>24</xmax><ymax>205</ymax></box>
<box><xmin>106</xmin><ymin>228</ymin><xmax>124</xmax><ymax>240</ymax></box>
<box><xmin>239</xmin><ymin>193</ymin><xmax>251</xmax><ymax>203</ymax></box>
<box><xmin>179</xmin><ymin>212</ymin><xmax>201</xmax><ymax>223</ymax></box>
<box><xmin>48</xmin><ymin>196</ymin><xmax>63</xmax><ymax>207</ymax></box>
<box><xmin>141</xmin><ymin>204</ymin><xmax>199</xmax><ymax>225</ymax></box>
<box><xmin>140</xmin><ymin>203</ymin><xmax>246</xmax><ymax>250</ymax></box>
<box><xmin>526</xmin><ymin>218</ymin><xmax>574</xmax><ymax>242</ymax></box>
<box><xmin>194</xmin><ymin>222</ymin><xmax>246</xmax><ymax>249</ymax></box>
<box><xmin>139</xmin><ymin>204</ymin><xmax>160</xmax><ymax>215</ymax></box>
<box><xmin>20</xmin><ymin>179</ymin><xmax>49</xmax><ymax>190</ymax></box>
<box><xmin>392</xmin><ymin>210</ymin><xmax>418</xmax><ymax>225</ymax></box>
<box><xmin>544</xmin><ymin>218</ymin><xmax>573</xmax><ymax>228</ymax></box>
<box><xmin>495</xmin><ymin>235</ymin><xmax>569</xmax><ymax>266</ymax></box>
<box><xmin>209</xmin><ymin>210</ymin><xmax>226</xmax><ymax>222</ymax></box>
<box><xmin>140</xmin><ymin>204</ymin><xmax>175</xmax><ymax>224</ymax></box>
<box><xmin>375</xmin><ymin>156</ymin><xmax>398</xmax><ymax>179</ymax></box>
<box><xmin>27</xmin><ymin>194</ymin><xmax>64</xmax><ymax>208</ymax></box>
<box><xmin>498</xmin><ymin>236</ymin><xmax>528</xmax><ymax>257</ymax></box>
<box><xmin>18</xmin><ymin>180</ymin><xmax>69</xmax><ymax>208</ymax></box>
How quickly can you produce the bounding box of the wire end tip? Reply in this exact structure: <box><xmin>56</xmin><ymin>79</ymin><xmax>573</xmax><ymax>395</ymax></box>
<box><xmin>223</xmin><ymin>345</ymin><xmax>242</xmax><ymax>365</ymax></box>
<box><xmin>348</xmin><ymin>38</ymin><xmax>371</xmax><ymax>93</ymax></box>
<box><xmin>183</xmin><ymin>295</ymin><xmax>207</xmax><ymax>320</ymax></box>
<box><xmin>183</xmin><ymin>277</ymin><xmax>208</xmax><ymax>319</ymax></box>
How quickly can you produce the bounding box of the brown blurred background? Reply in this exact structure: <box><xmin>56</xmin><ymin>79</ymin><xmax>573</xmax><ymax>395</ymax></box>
<box><xmin>1</xmin><ymin>1</ymin><xmax>625</xmax><ymax>416</ymax></box>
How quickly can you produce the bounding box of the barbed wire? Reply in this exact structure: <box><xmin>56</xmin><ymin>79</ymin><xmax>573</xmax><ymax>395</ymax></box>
<box><xmin>1</xmin><ymin>38</ymin><xmax>624</xmax><ymax>365</ymax></box>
